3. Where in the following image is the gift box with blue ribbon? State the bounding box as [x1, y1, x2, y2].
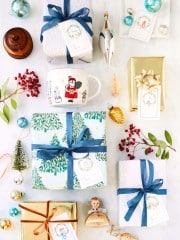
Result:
[117, 159, 168, 226]
[41, 0, 93, 64]
[31, 111, 107, 190]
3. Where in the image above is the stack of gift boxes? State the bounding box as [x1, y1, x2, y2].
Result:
[6, 0, 170, 239]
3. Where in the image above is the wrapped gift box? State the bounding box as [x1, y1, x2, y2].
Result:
[31, 111, 107, 190]
[41, 0, 93, 64]
[19, 201, 78, 240]
[117, 159, 168, 227]
[128, 56, 165, 111]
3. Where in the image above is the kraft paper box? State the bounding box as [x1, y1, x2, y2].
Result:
[31, 111, 107, 190]
[117, 159, 168, 227]
[19, 201, 77, 240]
[128, 56, 165, 111]
[41, 0, 93, 64]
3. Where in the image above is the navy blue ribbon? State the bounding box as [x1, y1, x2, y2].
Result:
[32, 112, 106, 190]
[117, 159, 167, 226]
[40, 1, 93, 63]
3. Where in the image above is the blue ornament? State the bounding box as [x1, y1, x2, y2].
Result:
[144, 0, 162, 13]
[11, 0, 30, 18]
[123, 15, 134, 26]
[17, 117, 28, 128]
[9, 207, 20, 217]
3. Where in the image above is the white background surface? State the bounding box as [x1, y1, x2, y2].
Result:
[0, 0, 180, 239]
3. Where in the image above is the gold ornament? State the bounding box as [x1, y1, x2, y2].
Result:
[10, 189, 24, 200]
[108, 105, 124, 124]
[111, 73, 120, 97]
[0, 218, 12, 230]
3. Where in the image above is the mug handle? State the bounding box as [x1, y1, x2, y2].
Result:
[87, 75, 101, 102]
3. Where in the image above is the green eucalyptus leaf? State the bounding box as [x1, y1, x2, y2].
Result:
[1, 78, 9, 98]
[0, 111, 9, 123]
[3, 104, 10, 122]
[156, 147, 161, 157]
[165, 151, 169, 159]
[161, 149, 166, 159]
[155, 140, 167, 149]
[148, 132, 157, 144]
[164, 130, 172, 145]
[10, 98, 17, 110]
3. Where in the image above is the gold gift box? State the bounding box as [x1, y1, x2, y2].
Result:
[128, 56, 165, 111]
[19, 201, 77, 240]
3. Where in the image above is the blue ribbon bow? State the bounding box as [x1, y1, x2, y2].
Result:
[117, 159, 167, 226]
[40, 0, 93, 63]
[32, 112, 106, 190]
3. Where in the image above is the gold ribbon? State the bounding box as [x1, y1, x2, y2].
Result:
[19, 201, 77, 240]
[135, 69, 160, 89]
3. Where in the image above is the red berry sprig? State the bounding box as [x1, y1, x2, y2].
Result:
[14, 69, 41, 97]
[118, 124, 175, 160]
[0, 69, 41, 123]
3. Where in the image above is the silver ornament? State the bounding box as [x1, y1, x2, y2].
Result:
[13, 172, 24, 184]
[127, 8, 134, 15]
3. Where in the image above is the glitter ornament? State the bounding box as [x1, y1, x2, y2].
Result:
[0, 218, 12, 230]
[11, 0, 30, 18]
[108, 105, 124, 124]
[10, 189, 24, 200]
[17, 117, 28, 128]
[9, 207, 21, 217]
[144, 0, 162, 13]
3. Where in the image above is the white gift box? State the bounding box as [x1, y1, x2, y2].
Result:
[41, 0, 93, 64]
[117, 159, 168, 227]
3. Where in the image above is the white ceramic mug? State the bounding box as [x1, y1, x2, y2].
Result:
[47, 68, 101, 107]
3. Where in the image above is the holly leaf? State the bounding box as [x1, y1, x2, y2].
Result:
[1, 78, 9, 98]
[0, 111, 9, 123]
[164, 130, 172, 145]
[156, 147, 161, 157]
[155, 140, 167, 149]
[148, 132, 157, 144]
[10, 98, 17, 110]
[3, 104, 10, 122]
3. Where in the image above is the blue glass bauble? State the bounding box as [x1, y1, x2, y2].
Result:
[144, 0, 162, 13]
[17, 117, 28, 128]
[11, 0, 30, 18]
[9, 207, 20, 217]
[123, 15, 134, 26]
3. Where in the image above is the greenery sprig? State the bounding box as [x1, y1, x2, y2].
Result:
[119, 124, 176, 160]
[0, 69, 41, 123]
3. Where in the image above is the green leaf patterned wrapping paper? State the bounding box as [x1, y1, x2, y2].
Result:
[31, 111, 107, 190]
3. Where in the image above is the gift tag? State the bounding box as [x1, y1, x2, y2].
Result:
[73, 153, 104, 188]
[59, 19, 92, 57]
[146, 194, 169, 226]
[138, 86, 161, 120]
[129, 11, 157, 42]
[49, 213, 78, 240]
